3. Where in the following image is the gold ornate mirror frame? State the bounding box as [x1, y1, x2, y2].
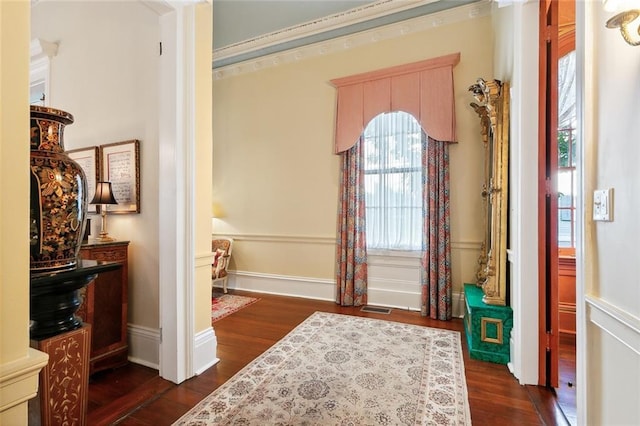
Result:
[469, 78, 509, 306]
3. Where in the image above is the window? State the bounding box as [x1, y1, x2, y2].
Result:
[363, 111, 423, 251]
[557, 126, 576, 248]
[557, 51, 577, 250]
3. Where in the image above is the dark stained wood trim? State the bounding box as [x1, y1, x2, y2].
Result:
[539, 0, 562, 388]
[539, 0, 551, 387]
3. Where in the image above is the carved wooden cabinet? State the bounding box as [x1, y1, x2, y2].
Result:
[78, 240, 129, 374]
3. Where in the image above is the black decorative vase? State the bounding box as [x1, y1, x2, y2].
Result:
[29, 106, 88, 272]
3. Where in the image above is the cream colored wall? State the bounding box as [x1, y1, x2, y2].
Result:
[31, 1, 160, 329]
[0, 1, 48, 423]
[213, 16, 493, 296]
[194, 2, 214, 334]
[1, 0, 30, 365]
[581, 3, 640, 424]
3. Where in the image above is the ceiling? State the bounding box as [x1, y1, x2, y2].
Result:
[212, 0, 483, 69]
[212, 1, 374, 50]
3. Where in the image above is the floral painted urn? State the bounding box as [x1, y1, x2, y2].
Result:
[30, 106, 87, 272]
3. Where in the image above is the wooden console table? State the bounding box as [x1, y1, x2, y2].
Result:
[78, 240, 130, 374]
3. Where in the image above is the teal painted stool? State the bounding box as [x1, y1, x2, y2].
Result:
[463, 283, 513, 364]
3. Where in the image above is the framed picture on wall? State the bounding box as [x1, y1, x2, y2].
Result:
[100, 139, 140, 214]
[68, 146, 100, 214]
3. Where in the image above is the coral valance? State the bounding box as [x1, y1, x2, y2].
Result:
[331, 53, 460, 154]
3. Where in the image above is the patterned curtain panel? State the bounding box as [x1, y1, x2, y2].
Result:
[421, 136, 452, 320]
[335, 138, 368, 306]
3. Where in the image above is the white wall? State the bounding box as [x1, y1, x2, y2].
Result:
[580, 2, 640, 424]
[31, 0, 161, 359]
[491, 2, 539, 385]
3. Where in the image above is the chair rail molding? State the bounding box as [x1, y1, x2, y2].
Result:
[586, 295, 640, 355]
[0, 349, 49, 413]
[195, 251, 215, 267]
[214, 232, 481, 250]
[214, 232, 335, 245]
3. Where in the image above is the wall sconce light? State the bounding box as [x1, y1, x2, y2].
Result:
[90, 181, 118, 242]
[211, 202, 225, 219]
[605, 0, 640, 45]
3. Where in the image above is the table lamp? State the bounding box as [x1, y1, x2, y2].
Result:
[90, 181, 118, 242]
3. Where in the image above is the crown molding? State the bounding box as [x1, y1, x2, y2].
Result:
[140, 0, 174, 16]
[214, 0, 436, 62]
[30, 38, 58, 62]
[213, 0, 491, 80]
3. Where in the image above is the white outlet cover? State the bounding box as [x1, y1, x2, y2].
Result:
[593, 188, 613, 221]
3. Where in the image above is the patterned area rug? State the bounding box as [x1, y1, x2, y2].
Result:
[176, 312, 471, 425]
[211, 294, 258, 322]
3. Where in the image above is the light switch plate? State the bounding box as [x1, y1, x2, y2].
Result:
[593, 188, 613, 221]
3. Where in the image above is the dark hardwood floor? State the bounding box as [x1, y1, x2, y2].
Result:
[556, 333, 577, 425]
[87, 290, 571, 425]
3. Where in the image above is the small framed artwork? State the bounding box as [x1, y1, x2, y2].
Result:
[100, 139, 140, 214]
[68, 146, 100, 214]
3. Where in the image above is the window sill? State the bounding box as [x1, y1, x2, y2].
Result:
[368, 249, 421, 259]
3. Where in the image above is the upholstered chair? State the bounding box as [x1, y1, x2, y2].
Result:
[212, 237, 233, 293]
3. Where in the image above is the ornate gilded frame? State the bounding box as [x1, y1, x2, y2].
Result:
[469, 79, 509, 306]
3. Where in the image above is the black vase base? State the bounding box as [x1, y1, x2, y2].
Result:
[30, 316, 83, 341]
[30, 259, 121, 340]
[30, 260, 78, 274]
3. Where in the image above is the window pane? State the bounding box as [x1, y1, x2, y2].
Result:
[558, 209, 572, 248]
[558, 128, 571, 168]
[558, 50, 577, 249]
[363, 111, 422, 251]
[571, 134, 577, 167]
[557, 168, 575, 248]
[557, 170, 573, 201]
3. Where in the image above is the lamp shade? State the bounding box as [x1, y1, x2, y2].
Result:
[90, 181, 118, 205]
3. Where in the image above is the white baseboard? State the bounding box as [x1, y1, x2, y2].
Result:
[128, 323, 160, 370]
[229, 271, 335, 301]
[194, 327, 219, 375]
[229, 271, 465, 318]
[452, 291, 466, 319]
[127, 324, 219, 375]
